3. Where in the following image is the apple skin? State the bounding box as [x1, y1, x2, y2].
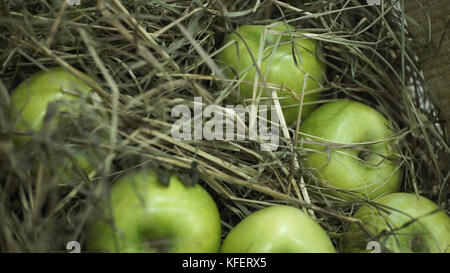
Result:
[10, 67, 93, 146]
[10, 67, 99, 182]
[85, 170, 222, 253]
[216, 24, 325, 125]
[299, 99, 402, 200]
[31, 149, 94, 185]
[344, 192, 450, 253]
[220, 205, 336, 253]
[51, 148, 99, 184]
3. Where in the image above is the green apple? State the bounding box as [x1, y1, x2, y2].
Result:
[85, 170, 222, 253]
[344, 192, 450, 253]
[50, 147, 101, 184]
[9, 67, 100, 182]
[216, 24, 325, 125]
[220, 205, 336, 253]
[10, 67, 93, 146]
[299, 99, 402, 200]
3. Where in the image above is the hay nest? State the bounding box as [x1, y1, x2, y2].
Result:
[0, 0, 447, 252]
